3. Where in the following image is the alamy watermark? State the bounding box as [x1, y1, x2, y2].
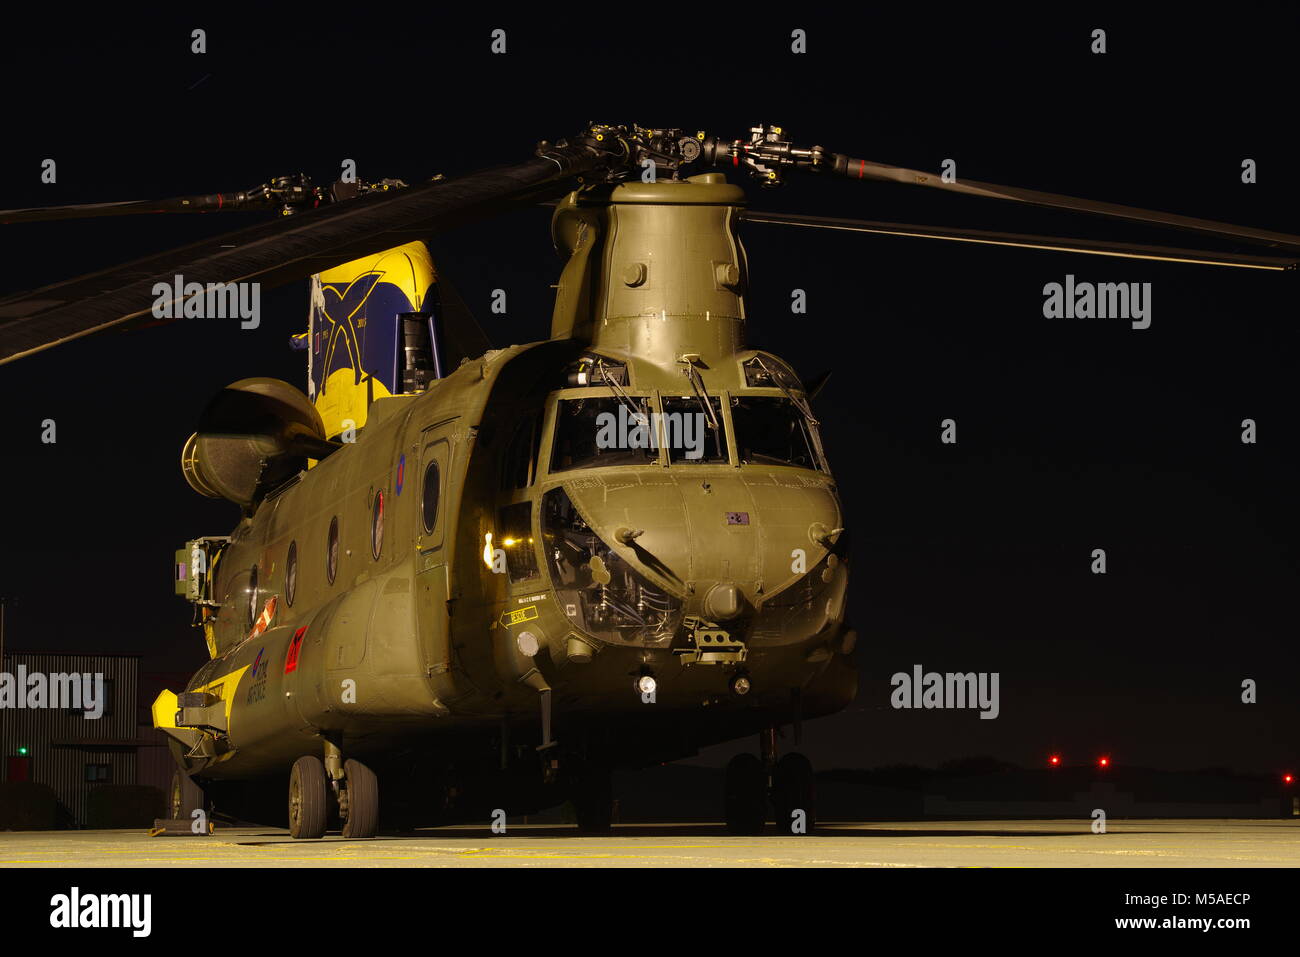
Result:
[890, 664, 1000, 719]
[151, 274, 260, 329]
[1043, 274, 1151, 329]
[50, 887, 150, 937]
[595, 404, 707, 459]
[0, 667, 106, 718]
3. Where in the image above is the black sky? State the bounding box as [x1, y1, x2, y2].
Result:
[0, 9, 1295, 774]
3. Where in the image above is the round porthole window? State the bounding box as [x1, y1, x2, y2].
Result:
[422, 461, 440, 534]
[371, 490, 385, 560]
[326, 516, 339, 584]
[285, 540, 298, 606]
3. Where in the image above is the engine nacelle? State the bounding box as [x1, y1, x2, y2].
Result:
[181, 378, 335, 507]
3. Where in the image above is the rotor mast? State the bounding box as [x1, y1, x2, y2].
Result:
[550, 175, 750, 370]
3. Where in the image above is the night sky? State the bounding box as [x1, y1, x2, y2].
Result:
[0, 10, 1294, 775]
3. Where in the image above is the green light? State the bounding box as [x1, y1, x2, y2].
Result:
[16, 747, 28, 756]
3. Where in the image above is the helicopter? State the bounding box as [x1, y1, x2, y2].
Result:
[1, 123, 1297, 838]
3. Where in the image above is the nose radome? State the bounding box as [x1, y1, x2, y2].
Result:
[704, 582, 743, 621]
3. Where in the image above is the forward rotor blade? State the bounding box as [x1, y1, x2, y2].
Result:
[739, 210, 1300, 271]
[0, 153, 599, 365]
[826, 156, 1300, 252]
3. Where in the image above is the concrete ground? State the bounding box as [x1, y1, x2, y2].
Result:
[1, 819, 1296, 867]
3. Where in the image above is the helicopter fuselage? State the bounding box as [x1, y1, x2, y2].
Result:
[159, 174, 857, 825]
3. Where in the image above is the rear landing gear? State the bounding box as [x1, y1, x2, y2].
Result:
[169, 769, 210, 829]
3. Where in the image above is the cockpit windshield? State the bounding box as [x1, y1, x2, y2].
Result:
[550, 396, 657, 471]
[731, 395, 822, 470]
[660, 396, 727, 464]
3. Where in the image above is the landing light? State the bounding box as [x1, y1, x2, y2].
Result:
[729, 674, 752, 696]
[482, 533, 494, 568]
[636, 675, 657, 696]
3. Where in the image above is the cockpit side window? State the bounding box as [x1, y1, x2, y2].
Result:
[742, 354, 801, 390]
[498, 501, 540, 583]
[550, 396, 657, 471]
[502, 412, 541, 490]
[731, 395, 821, 470]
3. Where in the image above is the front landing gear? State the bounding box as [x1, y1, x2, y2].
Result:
[724, 753, 767, 835]
[288, 749, 379, 839]
[722, 731, 818, 835]
[771, 752, 816, 834]
[339, 758, 379, 839]
[289, 755, 328, 839]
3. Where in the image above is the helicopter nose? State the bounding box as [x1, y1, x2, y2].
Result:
[703, 582, 743, 621]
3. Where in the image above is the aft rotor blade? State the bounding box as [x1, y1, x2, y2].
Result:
[0, 194, 259, 224]
[824, 156, 1300, 253]
[0, 154, 597, 365]
[740, 210, 1300, 271]
[433, 271, 494, 367]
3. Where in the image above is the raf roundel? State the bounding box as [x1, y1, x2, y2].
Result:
[395, 454, 405, 496]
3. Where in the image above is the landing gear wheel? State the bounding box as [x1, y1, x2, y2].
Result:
[724, 753, 767, 835]
[772, 752, 816, 834]
[289, 755, 328, 839]
[572, 766, 614, 833]
[341, 759, 379, 839]
[169, 769, 208, 825]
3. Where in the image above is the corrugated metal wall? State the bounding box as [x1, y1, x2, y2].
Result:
[0, 653, 141, 827]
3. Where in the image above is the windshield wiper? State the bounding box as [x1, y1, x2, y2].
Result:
[595, 358, 645, 422]
[678, 356, 721, 432]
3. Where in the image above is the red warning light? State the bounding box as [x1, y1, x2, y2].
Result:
[1098, 756, 1110, 768]
[1284, 774, 1294, 786]
[1049, 755, 1061, 767]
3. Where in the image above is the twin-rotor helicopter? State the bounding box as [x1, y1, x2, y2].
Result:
[1, 123, 1296, 837]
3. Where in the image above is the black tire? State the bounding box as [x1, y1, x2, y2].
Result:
[169, 769, 207, 825]
[572, 765, 614, 833]
[724, 753, 767, 835]
[341, 758, 379, 839]
[289, 755, 328, 839]
[772, 752, 816, 834]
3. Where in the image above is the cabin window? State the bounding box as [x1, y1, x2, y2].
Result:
[371, 490, 385, 560]
[326, 516, 339, 584]
[731, 396, 820, 470]
[422, 462, 440, 533]
[285, 541, 298, 606]
[551, 397, 656, 471]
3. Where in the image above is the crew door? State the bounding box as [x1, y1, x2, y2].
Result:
[416, 419, 456, 685]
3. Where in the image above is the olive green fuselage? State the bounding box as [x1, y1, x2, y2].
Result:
[179, 176, 856, 822]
